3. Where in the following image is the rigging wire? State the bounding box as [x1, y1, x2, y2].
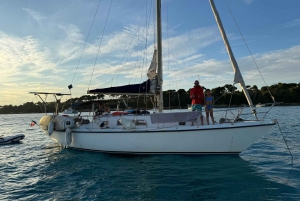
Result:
[224, 1, 294, 163]
[131, 4, 153, 86]
[88, 0, 113, 90]
[276, 121, 294, 164]
[165, 44, 183, 110]
[228, 83, 236, 108]
[136, 0, 152, 111]
[114, 1, 151, 86]
[129, 37, 143, 84]
[162, 0, 182, 109]
[162, 0, 171, 110]
[100, 0, 150, 88]
[34, 95, 44, 113]
[141, 0, 154, 84]
[213, 89, 228, 104]
[132, 38, 144, 85]
[153, 0, 156, 49]
[71, 0, 102, 86]
[224, 0, 275, 102]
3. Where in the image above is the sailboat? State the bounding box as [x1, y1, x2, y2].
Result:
[31, 0, 275, 154]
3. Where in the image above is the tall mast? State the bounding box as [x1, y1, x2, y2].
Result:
[156, 0, 163, 112]
[210, 0, 256, 113]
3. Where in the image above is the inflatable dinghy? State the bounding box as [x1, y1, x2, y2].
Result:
[0, 134, 25, 145]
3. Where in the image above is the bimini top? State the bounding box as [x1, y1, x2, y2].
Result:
[87, 79, 155, 95]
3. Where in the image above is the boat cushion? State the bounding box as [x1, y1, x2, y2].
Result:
[150, 111, 201, 124]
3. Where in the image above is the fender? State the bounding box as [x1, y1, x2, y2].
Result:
[48, 121, 54, 136]
[65, 127, 72, 146]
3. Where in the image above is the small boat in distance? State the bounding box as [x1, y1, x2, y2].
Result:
[62, 107, 78, 114]
[0, 134, 25, 145]
[256, 103, 267, 107]
[256, 102, 283, 107]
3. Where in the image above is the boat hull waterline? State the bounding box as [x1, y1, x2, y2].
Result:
[44, 122, 274, 154]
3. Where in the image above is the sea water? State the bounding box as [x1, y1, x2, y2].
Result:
[0, 106, 300, 201]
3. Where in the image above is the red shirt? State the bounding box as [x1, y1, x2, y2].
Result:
[190, 85, 204, 104]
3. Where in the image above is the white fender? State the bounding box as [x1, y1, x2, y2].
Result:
[65, 127, 72, 146]
[48, 121, 54, 136]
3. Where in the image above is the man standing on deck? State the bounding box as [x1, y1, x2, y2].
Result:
[190, 80, 204, 125]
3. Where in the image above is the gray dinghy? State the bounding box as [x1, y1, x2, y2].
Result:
[0, 134, 25, 145]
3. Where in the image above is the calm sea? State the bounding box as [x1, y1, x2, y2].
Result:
[1, 106, 300, 201]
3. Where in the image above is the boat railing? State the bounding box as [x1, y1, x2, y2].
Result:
[213, 105, 273, 122]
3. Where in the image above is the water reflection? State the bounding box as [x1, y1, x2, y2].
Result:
[34, 148, 299, 201]
[1, 108, 300, 200]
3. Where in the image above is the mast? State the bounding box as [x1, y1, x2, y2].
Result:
[156, 0, 163, 112]
[209, 0, 256, 113]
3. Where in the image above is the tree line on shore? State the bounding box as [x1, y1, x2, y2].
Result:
[0, 82, 299, 114]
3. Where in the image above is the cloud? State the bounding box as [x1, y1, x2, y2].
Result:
[0, 27, 84, 105]
[0, 33, 55, 81]
[55, 24, 85, 65]
[163, 27, 220, 62]
[23, 8, 47, 22]
[285, 18, 300, 28]
[164, 45, 300, 91]
[242, 45, 300, 84]
[85, 26, 219, 75]
[22, 7, 88, 66]
[74, 25, 300, 94]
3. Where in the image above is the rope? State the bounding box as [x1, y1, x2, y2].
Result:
[229, 83, 236, 108]
[61, 97, 68, 111]
[225, 83, 238, 118]
[224, 0, 275, 103]
[213, 90, 227, 104]
[88, 0, 113, 90]
[276, 121, 294, 164]
[70, 0, 102, 87]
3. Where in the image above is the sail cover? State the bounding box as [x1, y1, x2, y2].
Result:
[88, 50, 158, 95]
[233, 68, 244, 84]
[87, 79, 156, 95]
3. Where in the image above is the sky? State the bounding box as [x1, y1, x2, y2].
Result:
[0, 0, 300, 106]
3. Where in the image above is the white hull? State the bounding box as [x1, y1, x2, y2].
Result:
[45, 120, 274, 154]
[31, 0, 277, 155]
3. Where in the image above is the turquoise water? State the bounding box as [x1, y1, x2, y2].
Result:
[1, 107, 300, 200]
